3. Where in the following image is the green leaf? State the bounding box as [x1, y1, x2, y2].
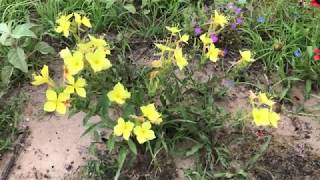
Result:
[12, 23, 36, 39]
[35, 41, 55, 55]
[81, 121, 103, 137]
[127, 139, 137, 155]
[0, 23, 12, 46]
[0, 23, 10, 34]
[186, 143, 203, 156]
[107, 134, 115, 152]
[124, 4, 136, 14]
[305, 80, 312, 99]
[104, 0, 116, 9]
[8, 47, 28, 73]
[1, 66, 13, 85]
[307, 46, 313, 58]
[115, 148, 128, 180]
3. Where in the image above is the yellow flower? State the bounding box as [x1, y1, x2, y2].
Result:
[85, 48, 112, 72]
[206, 44, 220, 62]
[213, 11, 228, 28]
[77, 36, 110, 55]
[174, 47, 188, 70]
[74, 13, 92, 28]
[55, 14, 73, 37]
[64, 76, 87, 97]
[113, 118, 134, 140]
[63, 50, 84, 75]
[258, 93, 275, 107]
[200, 34, 212, 46]
[151, 60, 163, 68]
[239, 50, 254, 62]
[133, 122, 156, 144]
[165, 26, 182, 35]
[155, 43, 173, 52]
[140, 104, 162, 125]
[31, 65, 55, 86]
[44, 89, 69, 114]
[252, 108, 280, 128]
[60, 47, 72, 59]
[269, 111, 280, 128]
[180, 34, 189, 43]
[107, 82, 131, 105]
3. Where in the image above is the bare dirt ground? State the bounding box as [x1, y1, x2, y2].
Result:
[0, 60, 96, 180]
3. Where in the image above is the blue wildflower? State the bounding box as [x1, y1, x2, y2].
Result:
[294, 48, 302, 57]
[257, 16, 265, 23]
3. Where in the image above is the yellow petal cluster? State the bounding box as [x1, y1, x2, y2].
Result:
[44, 89, 70, 114]
[107, 82, 131, 105]
[140, 104, 162, 125]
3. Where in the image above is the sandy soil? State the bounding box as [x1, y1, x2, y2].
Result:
[4, 60, 97, 180]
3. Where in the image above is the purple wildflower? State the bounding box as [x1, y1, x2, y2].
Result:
[236, 17, 243, 25]
[210, 33, 218, 43]
[227, 3, 235, 9]
[194, 26, 202, 36]
[231, 23, 237, 29]
[223, 48, 228, 56]
[234, 7, 242, 15]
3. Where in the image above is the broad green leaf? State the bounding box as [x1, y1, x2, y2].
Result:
[12, 23, 36, 39]
[127, 139, 137, 155]
[35, 41, 55, 55]
[124, 4, 136, 14]
[1, 66, 13, 85]
[0, 23, 10, 34]
[8, 47, 28, 73]
[0, 23, 12, 46]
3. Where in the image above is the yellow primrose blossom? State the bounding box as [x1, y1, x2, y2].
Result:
[63, 66, 73, 80]
[213, 11, 228, 28]
[258, 93, 275, 107]
[107, 82, 131, 105]
[64, 76, 87, 97]
[174, 47, 188, 70]
[206, 44, 220, 62]
[165, 26, 182, 35]
[60, 47, 72, 59]
[55, 14, 73, 37]
[151, 60, 163, 68]
[63, 50, 84, 75]
[44, 89, 69, 114]
[239, 50, 254, 63]
[180, 34, 189, 43]
[140, 104, 162, 125]
[155, 43, 173, 52]
[113, 118, 134, 140]
[31, 65, 55, 86]
[89, 35, 111, 54]
[133, 122, 156, 144]
[85, 48, 112, 72]
[200, 34, 212, 46]
[74, 13, 92, 28]
[252, 108, 280, 128]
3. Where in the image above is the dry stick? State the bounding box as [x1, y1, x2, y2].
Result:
[0, 127, 29, 180]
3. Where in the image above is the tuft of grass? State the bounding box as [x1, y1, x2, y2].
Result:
[241, 0, 320, 96]
[0, 94, 27, 155]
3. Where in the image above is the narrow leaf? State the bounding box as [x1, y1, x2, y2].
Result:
[127, 139, 137, 155]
